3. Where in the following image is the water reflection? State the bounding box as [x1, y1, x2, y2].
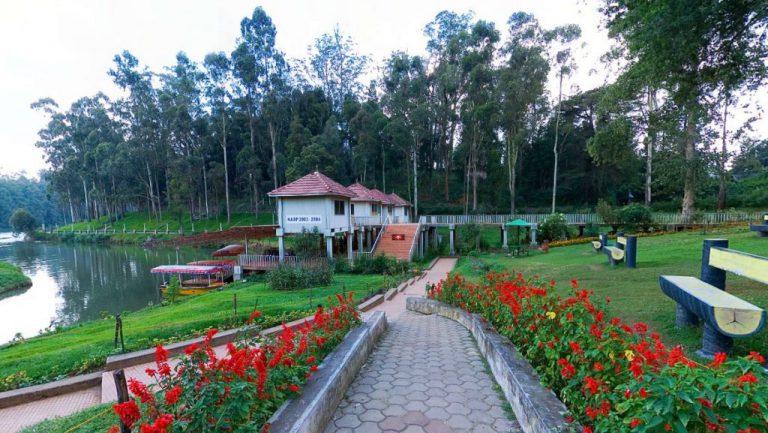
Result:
[0, 233, 211, 344]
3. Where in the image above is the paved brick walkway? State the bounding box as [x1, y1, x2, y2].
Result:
[0, 387, 101, 433]
[325, 259, 522, 433]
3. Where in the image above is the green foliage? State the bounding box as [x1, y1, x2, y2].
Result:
[0, 175, 63, 230]
[266, 264, 333, 291]
[0, 261, 32, 292]
[538, 213, 568, 242]
[9, 208, 38, 236]
[351, 254, 409, 275]
[164, 275, 181, 304]
[291, 227, 323, 257]
[617, 203, 653, 231]
[457, 222, 483, 253]
[596, 199, 618, 226]
[19, 403, 117, 433]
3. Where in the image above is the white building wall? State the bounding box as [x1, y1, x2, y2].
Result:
[278, 196, 351, 234]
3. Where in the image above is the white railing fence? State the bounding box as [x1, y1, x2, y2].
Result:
[419, 212, 765, 226]
[408, 221, 422, 261]
[238, 255, 329, 269]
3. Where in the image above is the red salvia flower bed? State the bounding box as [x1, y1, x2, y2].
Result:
[428, 272, 768, 433]
[109, 292, 360, 432]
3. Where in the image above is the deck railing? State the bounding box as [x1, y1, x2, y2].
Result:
[419, 212, 764, 226]
[408, 220, 422, 261]
[352, 216, 384, 226]
[238, 255, 329, 269]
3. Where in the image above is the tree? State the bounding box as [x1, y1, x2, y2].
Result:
[546, 24, 582, 212]
[498, 12, 550, 214]
[203, 52, 234, 223]
[603, 0, 768, 220]
[306, 27, 369, 113]
[9, 208, 38, 236]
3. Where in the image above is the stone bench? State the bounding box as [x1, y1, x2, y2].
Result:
[591, 234, 609, 252]
[749, 214, 768, 237]
[659, 239, 767, 357]
[602, 234, 637, 268]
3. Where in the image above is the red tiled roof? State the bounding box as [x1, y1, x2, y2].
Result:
[369, 188, 396, 205]
[388, 193, 411, 206]
[268, 171, 355, 198]
[347, 183, 381, 202]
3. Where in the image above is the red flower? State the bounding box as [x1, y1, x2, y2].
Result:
[128, 378, 154, 404]
[570, 279, 578, 288]
[698, 398, 713, 408]
[113, 400, 141, 428]
[593, 362, 604, 372]
[164, 385, 183, 405]
[708, 352, 727, 368]
[629, 418, 642, 428]
[247, 310, 263, 324]
[184, 343, 199, 355]
[738, 373, 758, 384]
[746, 351, 765, 364]
[108, 427, 120, 433]
[583, 427, 593, 433]
[205, 328, 219, 342]
[289, 384, 300, 392]
[638, 388, 648, 398]
[569, 342, 583, 356]
[155, 345, 169, 364]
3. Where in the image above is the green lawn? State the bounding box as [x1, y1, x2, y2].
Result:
[0, 273, 390, 390]
[453, 227, 768, 358]
[19, 403, 118, 433]
[0, 261, 32, 293]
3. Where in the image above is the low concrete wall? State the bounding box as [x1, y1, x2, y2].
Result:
[384, 287, 398, 300]
[268, 311, 387, 433]
[357, 294, 384, 312]
[0, 372, 102, 409]
[407, 297, 571, 433]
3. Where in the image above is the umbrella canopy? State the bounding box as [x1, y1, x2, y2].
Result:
[151, 265, 228, 275]
[505, 219, 531, 227]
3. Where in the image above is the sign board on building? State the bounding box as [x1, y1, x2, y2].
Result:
[286, 215, 322, 224]
[392, 234, 405, 240]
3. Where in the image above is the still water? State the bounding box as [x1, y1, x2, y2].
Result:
[0, 233, 211, 344]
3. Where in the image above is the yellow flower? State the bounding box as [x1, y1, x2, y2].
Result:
[546, 311, 557, 320]
[608, 352, 615, 360]
[624, 350, 635, 361]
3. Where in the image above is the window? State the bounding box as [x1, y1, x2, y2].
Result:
[404, 207, 409, 216]
[334, 200, 345, 215]
[371, 203, 380, 215]
[351, 204, 355, 215]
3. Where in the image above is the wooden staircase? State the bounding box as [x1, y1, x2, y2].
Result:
[373, 224, 419, 261]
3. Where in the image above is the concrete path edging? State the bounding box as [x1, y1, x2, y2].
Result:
[0, 372, 102, 410]
[406, 297, 572, 433]
[357, 294, 384, 312]
[267, 311, 387, 433]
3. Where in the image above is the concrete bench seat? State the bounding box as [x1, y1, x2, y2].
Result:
[749, 224, 768, 237]
[659, 239, 768, 357]
[601, 235, 637, 268]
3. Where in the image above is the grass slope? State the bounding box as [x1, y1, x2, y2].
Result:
[18, 403, 117, 433]
[454, 227, 768, 357]
[0, 261, 32, 293]
[0, 274, 388, 390]
[56, 212, 275, 233]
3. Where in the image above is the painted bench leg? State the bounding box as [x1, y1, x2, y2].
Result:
[759, 231, 768, 238]
[697, 323, 733, 358]
[675, 304, 699, 328]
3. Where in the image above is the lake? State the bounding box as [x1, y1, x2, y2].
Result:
[0, 233, 211, 344]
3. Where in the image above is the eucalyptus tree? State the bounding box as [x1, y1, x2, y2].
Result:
[203, 52, 234, 223]
[306, 26, 369, 114]
[109, 51, 166, 219]
[459, 20, 500, 212]
[423, 11, 474, 200]
[382, 52, 430, 218]
[545, 24, 582, 212]
[603, 0, 768, 220]
[497, 12, 550, 214]
[232, 7, 289, 195]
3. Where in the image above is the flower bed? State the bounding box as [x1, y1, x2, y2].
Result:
[109, 293, 360, 433]
[428, 272, 768, 433]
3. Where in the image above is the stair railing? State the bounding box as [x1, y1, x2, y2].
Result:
[369, 216, 389, 254]
[408, 220, 422, 261]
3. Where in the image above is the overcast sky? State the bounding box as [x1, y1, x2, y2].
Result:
[0, 0, 760, 178]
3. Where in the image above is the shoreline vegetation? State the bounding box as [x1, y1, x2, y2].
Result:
[0, 273, 396, 392]
[0, 261, 32, 294]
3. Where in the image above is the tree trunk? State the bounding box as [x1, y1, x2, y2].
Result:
[508, 137, 518, 215]
[82, 178, 90, 220]
[146, 162, 155, 218]
[645, 88, 656, 206]
[681, 109, 697, 223]
[471, 126, 478, 212]
[717, 97, 728, 210]
[413, 139, 418, 220]
[269, 122, 279, 189]
[202, 163, 210, 219]
[551, 72, 564, 213]
[222, 116, 231, 223]
[67, 187, 75, 224]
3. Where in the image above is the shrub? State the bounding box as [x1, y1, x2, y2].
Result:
[538, 213, 569, 242]
[110, 295, 360, 432]
[266, 264, 333, 290]
[351, 254, 409, 275]
[458, 222, 482, 253]
[596, 199, 618, 226]
[428, 273, 768, 432]
[617, 203, 653, 231]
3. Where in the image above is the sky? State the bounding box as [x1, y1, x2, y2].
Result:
[0, 0, 761, 178]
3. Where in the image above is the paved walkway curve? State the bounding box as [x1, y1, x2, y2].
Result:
[325, 258, 522, 433]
